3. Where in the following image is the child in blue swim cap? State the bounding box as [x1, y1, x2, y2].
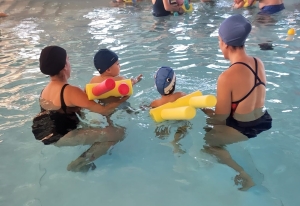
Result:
[150, 66, 186, 108]
[150, 66, 191, 154]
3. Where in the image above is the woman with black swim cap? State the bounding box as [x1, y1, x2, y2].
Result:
[32, 46, 129, 172]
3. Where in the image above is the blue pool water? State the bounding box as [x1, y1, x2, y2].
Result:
[0, 0, 300, 205]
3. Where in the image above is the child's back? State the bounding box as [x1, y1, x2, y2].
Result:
[150, 66, 186, 108]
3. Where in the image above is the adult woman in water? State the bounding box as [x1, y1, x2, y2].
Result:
[32, 46, 129, 172]
[152, 0, 184, 17]
[202, 14, 272, 190]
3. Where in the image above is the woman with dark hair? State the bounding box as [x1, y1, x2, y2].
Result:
[32, 46, 129, 172]
[234, 0, 284, 15]
[152, 0, 184, 17]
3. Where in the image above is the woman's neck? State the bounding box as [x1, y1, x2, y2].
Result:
[50, 76, 68, 84]
[228, 49, 248, 64]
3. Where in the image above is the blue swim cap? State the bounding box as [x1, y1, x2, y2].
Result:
[219, 14, 252, 46]
[155, 66, 176, 95]
[94, 49, 118, 74]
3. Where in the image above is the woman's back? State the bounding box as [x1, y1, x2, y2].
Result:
[227, 56, 267, 118]
[40, 82, 81, 114]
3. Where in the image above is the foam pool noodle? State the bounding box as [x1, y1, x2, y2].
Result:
[149, 91, 202, 123]
[118, 83, 130, 95]
[161, 106, 196, 120]
[189, 95, 217, 108]
[244, 0, 256, 7]
[150, 91, 218, 122]
[86, 79, 133, 100]
[91, 78, 115, 96]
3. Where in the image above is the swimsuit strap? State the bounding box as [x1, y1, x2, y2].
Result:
[230, 57, 266, 104]
[253, 57, 265, 87]
[60, 84, 69, 113]
[39, 89, 45, 112]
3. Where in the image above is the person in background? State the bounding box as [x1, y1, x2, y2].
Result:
[0, 12, 7, 17]
[234, 0, 284, 15]
[152, 0, 184, 17]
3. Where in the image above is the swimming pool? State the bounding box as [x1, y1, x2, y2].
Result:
[0, 0, 300, 205]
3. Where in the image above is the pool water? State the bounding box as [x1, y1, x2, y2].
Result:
[0, 0, 300, 205]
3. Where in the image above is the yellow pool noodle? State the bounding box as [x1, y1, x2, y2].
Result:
[86, 79, 133, 100]
[149, 91, 202, 122]
[161, 106, 196, 121]
[244, 0, 256, 7]
[189, 95, 217, 108]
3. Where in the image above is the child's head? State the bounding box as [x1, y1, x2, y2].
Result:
[94, 49, 120, 76]
[155, 66, 176, 95]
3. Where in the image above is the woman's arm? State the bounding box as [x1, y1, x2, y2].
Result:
[214, 73, 232, 115]
[163, 0, 183, 12]
[66, 86, 129, 116]
[201, 72, 231, 118]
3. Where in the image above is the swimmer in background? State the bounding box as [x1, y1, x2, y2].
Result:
[152, 0, 185, 17]
[0, 13, 7, 17]
[233, 0, 284, 15]
[89, 48, 143, 106]
[150, 66, 191, 154]
[110, 0, 142, 7]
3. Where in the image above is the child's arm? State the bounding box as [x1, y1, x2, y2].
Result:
[131, 74, 143, 85]
[150, 100, 159, 108]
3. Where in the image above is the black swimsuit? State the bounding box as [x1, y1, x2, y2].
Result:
[32, 84, 81, 145]
[152, 0, 171, 17]
[226, 58, 272, 138]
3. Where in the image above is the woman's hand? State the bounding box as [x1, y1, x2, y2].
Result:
[178, 6, 184, 14]
[101, 95, 130, 116]
[201, 108, 215, 116]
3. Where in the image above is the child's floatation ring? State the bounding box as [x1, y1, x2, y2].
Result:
[86, 78, 133, 100]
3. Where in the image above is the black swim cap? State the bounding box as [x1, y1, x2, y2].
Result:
[94, 49, 118, 74]
[39, 46, 67, 76]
